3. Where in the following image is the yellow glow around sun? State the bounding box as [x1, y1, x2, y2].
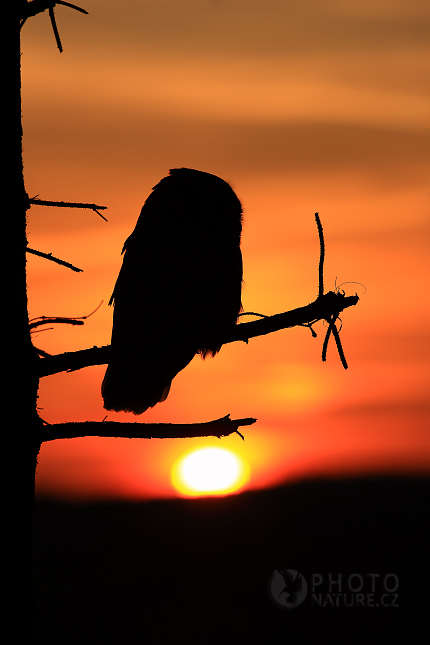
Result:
[172, 447, 250, 497]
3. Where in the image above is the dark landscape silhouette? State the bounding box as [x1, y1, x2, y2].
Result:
[34, 475, 429, 644]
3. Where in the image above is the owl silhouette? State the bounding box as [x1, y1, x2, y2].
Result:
[102, 168, 243, 414]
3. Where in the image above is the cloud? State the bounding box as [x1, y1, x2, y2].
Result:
[327, 399, 430, 421]
[25, 114, 427, 188]
[51, 0, 430, 59]
[23, 0, 429, 101]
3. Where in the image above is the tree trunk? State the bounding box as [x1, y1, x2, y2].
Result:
[6, 6, 43, 637]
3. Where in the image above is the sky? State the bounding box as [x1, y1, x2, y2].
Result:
[21, 0, 429, 500]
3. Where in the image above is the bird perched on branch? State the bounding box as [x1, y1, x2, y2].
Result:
[102, 168, 243, 414]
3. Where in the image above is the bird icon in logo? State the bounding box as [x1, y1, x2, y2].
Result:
[267, 569, 308, 609]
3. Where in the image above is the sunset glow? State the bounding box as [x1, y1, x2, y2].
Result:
[172, 447, 250, 497]
[22, 0, 429, 501]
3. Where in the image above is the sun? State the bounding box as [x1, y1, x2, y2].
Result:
[172, 447, 250, 497]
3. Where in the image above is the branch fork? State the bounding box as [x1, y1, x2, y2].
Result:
[20, 2, 89, 52]
[26, 197, 108, 272]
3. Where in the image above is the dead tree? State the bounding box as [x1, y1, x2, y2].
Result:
[13, 1, 359, 637]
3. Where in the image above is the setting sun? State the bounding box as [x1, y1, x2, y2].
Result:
[172, 447, 250, 497]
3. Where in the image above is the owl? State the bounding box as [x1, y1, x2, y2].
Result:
[102, 168, 243, 414]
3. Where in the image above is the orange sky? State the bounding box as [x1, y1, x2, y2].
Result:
[21, 0, 429, 500]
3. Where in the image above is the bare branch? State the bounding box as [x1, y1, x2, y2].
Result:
[40, 415, 257, 442]
[37, 291, 359, 378]
[56, 1, 88, 14]
[225, 291, 358, 345]
[33, 214, 358, 377]
[29, 198, 108, 222]
[39, 344, 110, 377]
[29, 302, 103, 330]
[26, 247, 83, 272]
[20, 1, 88, 24]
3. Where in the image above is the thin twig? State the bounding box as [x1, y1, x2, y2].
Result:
[20, 1, 88, 29]
[40, 415, 257, 442]
[238, 311, 268, 318]
[26, 247, 83, 273]
[300, 322, 318, 338]
[29, 198, 108, 222]
[30, 318, 83, 330]
[315, 212, 325, 298]
[48, 6, 63, 52]
[29, 301, 103, 330]
[330, 321, 348, 369]
[321, 317, 348, 369]
[321, 320, 333, 363]
[314, 213, 350, 368]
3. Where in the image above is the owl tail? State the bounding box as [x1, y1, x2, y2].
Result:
[101, 362, 171, 415]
